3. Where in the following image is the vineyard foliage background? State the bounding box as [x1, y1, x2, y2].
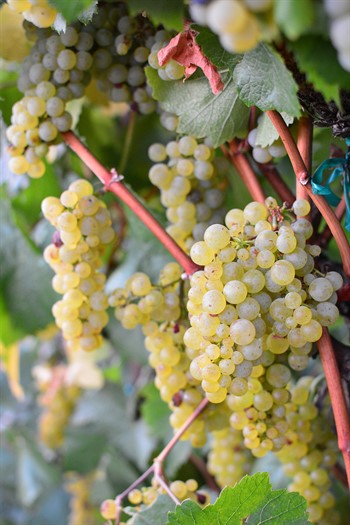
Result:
[0, 1, 350, 524]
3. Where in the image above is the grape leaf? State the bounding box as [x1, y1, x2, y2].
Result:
[167, 473, 310, 525]
[192, 25, 242, 72]
[274, 0, 314, 40]
[141, 383, 171, 439]
[125, 494, 176, 525]
[255, 112, 294, 148]
[246, 489, 311, 525]
[17, 435, 59, 506]
[0, 292, 25, 346]
[0, 199, 57, 336]
[289, 36, 350, 103]
[11, 162, 61, 225]
[167, 472, 271, 525]
[49, 0, 95, 23]
[233, 43, 301, 118]
[146, 67, 249, 147]
[127, 0, 184, 32]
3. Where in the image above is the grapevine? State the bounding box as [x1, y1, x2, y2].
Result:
[1, 2, 349, 525]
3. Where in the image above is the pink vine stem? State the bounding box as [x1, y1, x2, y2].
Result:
[113, 398, 209, 524]
[317, 329, 350, 487]
[266, 110, 350, 277]
[222, 139, 266, 203]
[62, 131, 200, 276]
[296, 116, 312, 219]
[258, 164, 295, 204]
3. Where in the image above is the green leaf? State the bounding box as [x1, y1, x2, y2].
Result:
[0, 292, 26, 346]
[48, 0, 95, 23]
[146, 67, 249, 148]
[125, 494, 176, 525]
[63, 428, 108, 474]
[0, 199, 57, 336]
[167, 473, 311, 525]
[127, 0, 184, 32]
[246, 489, 311, 525]
[168, 473, 271, 525]
[16, 436, 59, 507]
[274, 0, 314, 40]
[255, 112, 294, 148]
[192, 25, 242, 71]
[289, 36, 350, 103]
[141, 383, 171, 439]
[11, 162, 61, 225]
[233, 43, 301, 118]
[0, 70, 21, 126]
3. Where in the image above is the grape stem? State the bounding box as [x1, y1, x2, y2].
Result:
[112, 398, 209, 524]
[257, 164, 295, 204]
[317, 329, 350, 487]
[296, 116, 312, 219]
[266, 110, 350, 277]
[221, 140, 266, 203]
[62, 131, 200, 276]
[189, 454, 220, 492]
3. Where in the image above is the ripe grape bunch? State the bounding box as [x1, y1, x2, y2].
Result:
[185, 197, 342, 457]
[148, 135, 227, 250]
[110, 264, 192, 400]
[42, 179, 115, 353]
[6, 1, 159, 179]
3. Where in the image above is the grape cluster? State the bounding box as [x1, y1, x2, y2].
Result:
[277, 377, 339, 524]
[247, 126, 287, 164]
[65, 473, 97, 525]
[110, 263, 217, 446]
[39, 380, 80, 449]
[208, 426, 252, 487]
[7, 2, 159, 178]
[184, 198, 342, 457]
[148, 136, 227, 251]
[110, 264, 190, 395]
[101, 477, 209, 521]
[324, 0, 350, 72]
[90, 3, 157, 114]
[7, 0, 57, 28]
[190, 0, 273, 53]
[42, 179, 115, 352]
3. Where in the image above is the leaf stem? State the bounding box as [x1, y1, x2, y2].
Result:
[223, 140, 266, 203]
[189, 454, 220, 493]
[296, 116, 312, 218]
[266, 110, 350, 277]
[62, 131, 200, 276]
[118, 111, 136, 174]
[317, 329, 350, 487]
